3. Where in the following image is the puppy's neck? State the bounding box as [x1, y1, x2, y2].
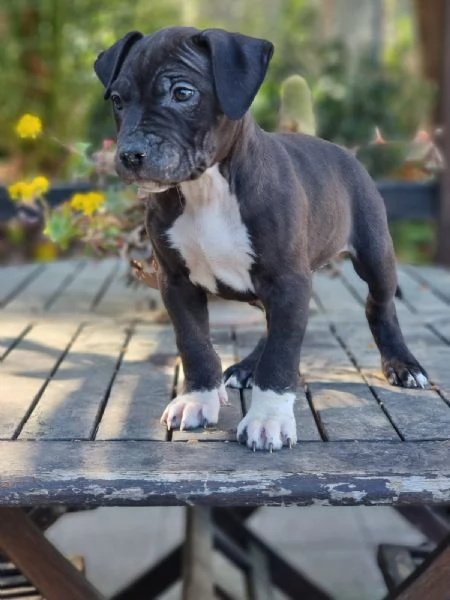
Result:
[215, 113, 259, 163]
[180, 164, 228, 207]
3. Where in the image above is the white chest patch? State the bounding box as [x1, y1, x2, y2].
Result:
[166, 165, 255, 294]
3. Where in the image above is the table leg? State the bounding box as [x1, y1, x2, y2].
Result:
[387, 532, 450, 600]
[182, 507, 214, 600]
[0, 507, 104, 600]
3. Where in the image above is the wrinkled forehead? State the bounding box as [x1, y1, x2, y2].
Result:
[122, 26, 209, 84]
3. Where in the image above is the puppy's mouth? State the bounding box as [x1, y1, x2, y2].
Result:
[126, 166, 209, 196]
[135, 180, 172, 196]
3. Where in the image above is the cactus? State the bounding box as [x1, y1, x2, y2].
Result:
[278, 75, 316, 136]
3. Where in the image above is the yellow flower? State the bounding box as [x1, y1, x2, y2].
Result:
[8, 181, 25, 201]
[70, 191, 105, 216]
[69, 193, 86, 212]
[8, 175, 49, 203]
[8, 180, 34, 203]
[15, 114, 43, 139]
[33, 240, 58, 262]
[30, 175, 49, 196]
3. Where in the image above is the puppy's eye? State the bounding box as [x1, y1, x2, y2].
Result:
[172, 86, 195, 102]
[111, 94, 123, 110]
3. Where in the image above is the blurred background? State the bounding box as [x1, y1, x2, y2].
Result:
[0, 0, 449, 266]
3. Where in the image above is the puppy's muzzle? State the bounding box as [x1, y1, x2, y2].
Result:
[116, 134, 183, 183]
[119, 148, 146, 170]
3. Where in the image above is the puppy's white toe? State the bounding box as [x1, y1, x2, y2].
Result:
[224, 374, 242, 389]
[160, 384, 228, 430]
[237, 387, 297, 451]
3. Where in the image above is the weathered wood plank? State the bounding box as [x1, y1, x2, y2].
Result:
[95, 325, 177, 440]
[235, 328, 322, 442]
[19, 323, 129, 440]
[313, 269, 362, 314]
[182, 507, 214, 600]
[93, 260, 162, 316]
[1, 440, 450, 506]
[332, 260, 368, 305]
[332, 321, 450, 440]
[2, 260, 84, 314]
[393, 533, 450, 600]
[174, 330, 243, 442]
[48, 258, 118, 314]
[405, 265, 450, 303]
[397, 266, 449, 314]
[0, 322, 81, 439]
[302, 325, 399, 441]
[0, 263, 44, 308]
[336, 261, 412, 318]
[0, 319, 32, 361]
[246, 544, 273, 600]
[411, 266, 450, 297]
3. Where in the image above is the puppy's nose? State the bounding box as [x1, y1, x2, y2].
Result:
[119, 150, 145, 169]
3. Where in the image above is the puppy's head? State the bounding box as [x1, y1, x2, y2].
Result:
[94, 27, 273, 191]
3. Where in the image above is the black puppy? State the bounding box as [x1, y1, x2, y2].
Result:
[94, 27, 428, 451]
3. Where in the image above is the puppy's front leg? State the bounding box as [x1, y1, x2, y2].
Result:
[237, 273, 311, 451]
[159, 271, 227, 430]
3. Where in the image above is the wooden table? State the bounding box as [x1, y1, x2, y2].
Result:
[0, 258, 450, 599]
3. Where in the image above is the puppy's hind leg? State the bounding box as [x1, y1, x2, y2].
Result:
[223, 336, 265, 389]
[350, 241, 428, 389]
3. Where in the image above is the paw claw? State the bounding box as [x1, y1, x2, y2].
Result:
[383, 359, 429, 390]
[223, 362, 255, 390]
[160, 385, 226, 430]
[237, 387, 297, 452]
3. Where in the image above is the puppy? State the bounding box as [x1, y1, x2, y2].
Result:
[94, 27, 428, 451]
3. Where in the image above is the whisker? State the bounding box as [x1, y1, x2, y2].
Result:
[176, 186, 183, 210]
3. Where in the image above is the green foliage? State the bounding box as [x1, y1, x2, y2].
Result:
[43, 203, 78, 250]
[1, 0, 435, 187]
[356, 142, 410, 180]
[0, 0, 180, 169]
[389, 221, 435, 264]
[312, 45, 435, 147]
[64, 142, 93, 180]
[250, 1, 322, 131]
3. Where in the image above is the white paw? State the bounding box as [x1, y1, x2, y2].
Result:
[237, 386, 297, 451]
[160, 384, 228, 430]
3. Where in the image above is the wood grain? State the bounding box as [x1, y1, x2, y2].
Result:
[0, 322, 81, 439]
[48, 258, 118, 314]
[0, 263, 43, 308]
[19, 322, 129, 440]
[1, 440, 450, 506]
[182, 507, 214, 600]
[303, 324, 398, 441]
[393, 533, 450, 600]
[95, 325, 177, 440]
[3, 260, 84, 314]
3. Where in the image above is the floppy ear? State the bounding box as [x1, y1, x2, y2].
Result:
[194, 29, 274, 120]
[94, 31, 143, 99]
